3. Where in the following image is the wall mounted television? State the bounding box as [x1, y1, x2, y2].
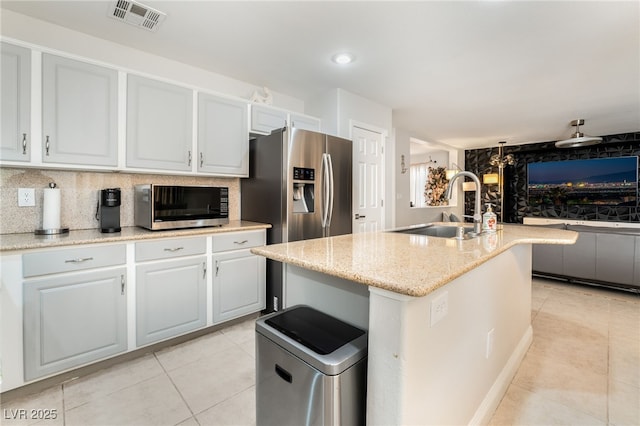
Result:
[527, 156, 639, 206]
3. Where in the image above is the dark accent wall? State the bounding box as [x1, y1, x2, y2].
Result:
[464, 132, 640, 224]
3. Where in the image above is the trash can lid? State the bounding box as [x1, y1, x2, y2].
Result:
[265, 306, 365, 355]
[256, 305, 368, 375]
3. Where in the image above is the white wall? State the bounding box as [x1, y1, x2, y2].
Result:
[307, 88, 395, 227]
[336, 89, 392, 139]
[394, 128, 464, 227]
[1, 10, 304, 111]
[306, 88, 393, 139]
[305, 89, 339, 136]
[367, 245, 533, 424]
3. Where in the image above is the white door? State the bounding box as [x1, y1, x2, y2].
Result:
[352, 125, 384, 233]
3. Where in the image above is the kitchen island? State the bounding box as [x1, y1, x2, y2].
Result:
[251, 223, 577, 425]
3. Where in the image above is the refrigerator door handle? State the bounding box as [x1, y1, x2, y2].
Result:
[321, 153, 330, 228]
[326, 153, 335, 228]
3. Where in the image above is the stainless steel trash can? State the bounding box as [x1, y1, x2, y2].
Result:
[255, 305, 368, 426]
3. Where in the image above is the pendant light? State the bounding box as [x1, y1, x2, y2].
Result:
[555, 119, 602, 148]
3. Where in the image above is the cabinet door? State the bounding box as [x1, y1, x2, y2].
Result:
[532, 244, 563, 275]
[290, 113, 321, 132]
[250, 104, 287, 134]
[198, 93, 248, 176]
[596, 233, 635, 285]
[1, 42, 31, 162]
[563, 231, 596, 280]
[635, 237, 640, 288]
[127, 75, 193, 171]
[136, 257, 206, 346]
[23, 267, 127, 381]
[213, 249, 266, 323]
[42, 54, 118, 166]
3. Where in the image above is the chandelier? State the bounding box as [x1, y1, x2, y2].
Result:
[490, 141, 515, 170]
[483, 141, 515, 222]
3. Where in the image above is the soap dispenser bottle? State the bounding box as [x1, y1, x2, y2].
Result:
[482, 203, 497, 232]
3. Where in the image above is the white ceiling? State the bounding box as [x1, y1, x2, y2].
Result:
[2, 0, 639, 149]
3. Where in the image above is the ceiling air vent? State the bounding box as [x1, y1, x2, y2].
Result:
[108, 0, 166, 32]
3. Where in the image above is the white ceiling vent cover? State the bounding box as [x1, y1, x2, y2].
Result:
[108, 0, 166, 32]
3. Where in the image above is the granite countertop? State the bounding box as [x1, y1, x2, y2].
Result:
[251, 223, 578, 297]
[0, 220, 271, 252]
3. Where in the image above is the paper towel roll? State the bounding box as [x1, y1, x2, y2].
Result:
[43, 187, 61, 230]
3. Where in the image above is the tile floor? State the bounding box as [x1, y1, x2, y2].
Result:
[1, 277, 638, 426]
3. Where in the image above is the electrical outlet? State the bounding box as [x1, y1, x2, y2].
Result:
[430, 291, 448, 326]
[486, 328, 495, 359]
[18, 188, 35, 207]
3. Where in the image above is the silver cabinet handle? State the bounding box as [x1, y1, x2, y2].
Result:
[188, 150, 192, 166]
[121, 275, 125, 295]
[200, 152, 204, 167]
[163, 247, 184, 252]
[215, 260, 219, 277]
[65, 257, 94, 263]
[233, 240, 248, 245]
[203, 262, 207, 279]
[22, 133, 27, 155]
[45, 135, 50, 156]
[355, 214, 366, 219]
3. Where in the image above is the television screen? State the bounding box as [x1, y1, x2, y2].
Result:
[528, 156, 638, 206]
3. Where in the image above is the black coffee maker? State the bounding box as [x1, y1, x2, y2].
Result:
[98, 188, 121, 233]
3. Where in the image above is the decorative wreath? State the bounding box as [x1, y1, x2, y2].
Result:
[424, 166, 449, 206]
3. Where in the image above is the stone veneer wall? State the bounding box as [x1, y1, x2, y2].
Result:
[0, 168, 240, 234]
[464, 132, 640, 224]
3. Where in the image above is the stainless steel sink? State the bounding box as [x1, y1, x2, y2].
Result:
[388, 224, 476, 239]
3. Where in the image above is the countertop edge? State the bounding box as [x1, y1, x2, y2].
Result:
[0, 221, 272, 252]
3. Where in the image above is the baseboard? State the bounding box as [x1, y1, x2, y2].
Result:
[468, 325, 533, 425]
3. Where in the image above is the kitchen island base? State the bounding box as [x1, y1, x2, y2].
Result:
[284, 244, 533, 425]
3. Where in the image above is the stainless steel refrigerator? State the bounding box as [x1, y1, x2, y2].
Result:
[241, 127, 352, 312]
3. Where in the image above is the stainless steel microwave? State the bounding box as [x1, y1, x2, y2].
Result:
[134, 184, 229, 230]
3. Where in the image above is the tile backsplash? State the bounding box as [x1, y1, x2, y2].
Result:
[0, 168, 240, 234]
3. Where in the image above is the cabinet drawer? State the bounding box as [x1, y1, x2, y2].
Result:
[212, 230, 266, 252]
[136, 237, 206, 262]
[23, 245, 125, 278]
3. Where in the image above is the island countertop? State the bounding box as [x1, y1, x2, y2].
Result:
[250, 223, 577, 297]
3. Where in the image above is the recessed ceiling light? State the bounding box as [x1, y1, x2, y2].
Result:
[331, 53, 355, 65]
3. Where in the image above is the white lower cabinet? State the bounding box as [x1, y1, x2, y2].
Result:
[135, 237, 207, 346]
[212, 230, 266, 323]
[22, 245, 127, 381]
[5, 229, 266, 391]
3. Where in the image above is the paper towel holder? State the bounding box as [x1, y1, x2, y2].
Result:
[35, 182, 69, 236]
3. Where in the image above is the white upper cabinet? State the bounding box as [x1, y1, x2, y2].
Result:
[126, 74, 193, 171]
[198, 93, 248, 176]
[42, 53, 118, 166]
[1, 42, 31, 162]
[250, 104, 287, 134]
[250, 104, 321, 135]
[289, 113, 321, 132]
